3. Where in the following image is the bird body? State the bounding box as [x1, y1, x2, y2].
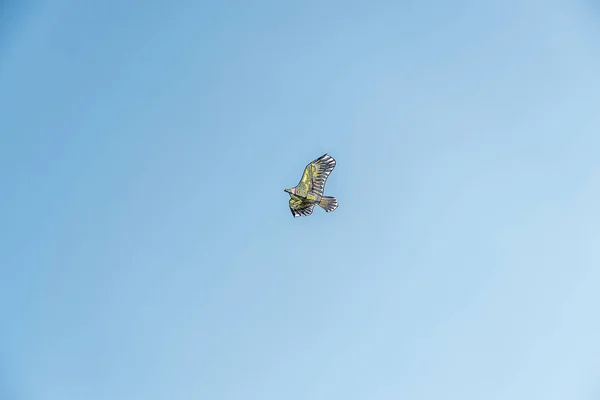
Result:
[284, 154, 338, 217]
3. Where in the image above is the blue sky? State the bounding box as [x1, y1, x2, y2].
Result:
[1, 0, 600, 399]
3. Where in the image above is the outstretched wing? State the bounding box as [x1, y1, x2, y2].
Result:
[289, 197, 315, 217]
[295, 154, 336, 197]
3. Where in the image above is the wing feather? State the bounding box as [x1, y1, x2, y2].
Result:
[295, 154, 336, 197]
[289, 197, 315, 218]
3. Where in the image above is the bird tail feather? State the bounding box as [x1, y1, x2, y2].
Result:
[318, 196, 338, 212]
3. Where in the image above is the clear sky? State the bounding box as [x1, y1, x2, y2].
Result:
[1, 0, 600, 399]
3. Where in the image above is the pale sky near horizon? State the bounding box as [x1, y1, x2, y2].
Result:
[2, 1, 600, 399]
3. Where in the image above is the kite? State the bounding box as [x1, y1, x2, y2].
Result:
[284, 153, 338, 217]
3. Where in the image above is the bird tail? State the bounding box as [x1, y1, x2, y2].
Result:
[318, 196, 338, 212]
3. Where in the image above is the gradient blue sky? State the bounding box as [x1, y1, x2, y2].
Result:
[2, 0, 600, 399]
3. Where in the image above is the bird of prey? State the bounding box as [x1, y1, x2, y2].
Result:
[284, 153, 338, 217]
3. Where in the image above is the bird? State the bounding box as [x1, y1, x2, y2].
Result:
[284, 153, 338, 217]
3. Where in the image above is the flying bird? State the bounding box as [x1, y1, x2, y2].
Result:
[284, 153, 338, 217]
